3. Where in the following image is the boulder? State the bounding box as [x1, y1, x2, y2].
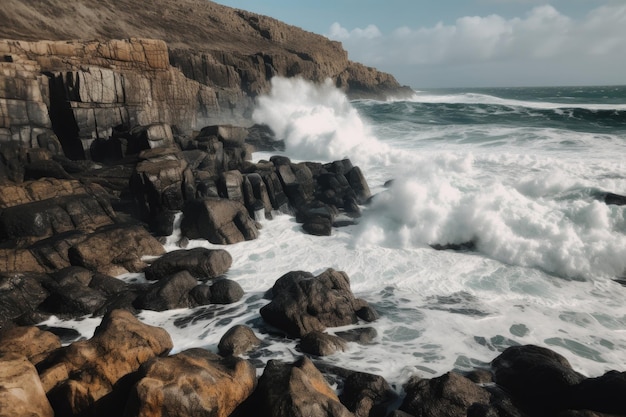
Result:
[67, 224, 165, 275]
[569, 371, 626, 415]
[144, 247, 233, 281]
[260, 268, 376, 337]
[125, 348, 256, 417]
[0, 194, 116, 242]
[400, 372, 491, 417]
[0, 353, 54, 417]
[181, 197, 259, 244]
[340, 371, 396, 417]
[491, 345, 585, 415]
[0, 326, 61, 365]
[39, 309, 173, 416]
[210, 278, 244, 304]
[0, 272, 50, 329]
[218, 325, 262, 357]
[300, 331, 347, 357]
[255, 357, 353, 417]
[134, 270, 198, 312]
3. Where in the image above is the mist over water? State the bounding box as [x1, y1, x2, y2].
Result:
[46, 79, 626, 384]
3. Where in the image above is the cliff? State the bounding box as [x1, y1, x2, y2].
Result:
[0, 0, 411, 159]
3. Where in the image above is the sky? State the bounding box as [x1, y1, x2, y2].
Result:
[212, 0, 626, 88]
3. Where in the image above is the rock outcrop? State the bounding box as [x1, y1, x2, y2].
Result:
[0, 0, 412, 159]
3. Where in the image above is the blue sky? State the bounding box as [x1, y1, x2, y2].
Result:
[213, 1, 626, 88]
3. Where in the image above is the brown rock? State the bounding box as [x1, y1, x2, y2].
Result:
[300, 331, 347, 357]
[0, 353, 54, 417]
[0, 326, 61, 365]
[125, 348, 256, 417]
[144, 247, 233, 281]
[0, 272, 50, 329]
[39, 309, 173, 416]
[181, 197, 259, 244]
[67, 224, 165, 275]
[218, 325, 261, 357]
[256, 357, 353, 417]
[260, 268, 377, 337]
[400, 372, 491, 417]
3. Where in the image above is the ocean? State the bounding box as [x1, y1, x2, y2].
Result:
[46, 78, 626, 389]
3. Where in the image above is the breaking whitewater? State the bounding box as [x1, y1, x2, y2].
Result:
[44, 78, 626, 387]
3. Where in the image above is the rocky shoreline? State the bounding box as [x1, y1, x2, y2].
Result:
[2, 120, 626, 417]
[1, 0, 625, 416]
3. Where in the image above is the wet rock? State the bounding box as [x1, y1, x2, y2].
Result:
[340, 371, 396, 417]
[125, 348, 256, 417]
[603, 192, 626, 206]
[0, 353, 54, 417]
[218, 324, 262, 357]
[400, 372, 491, 417]
[181, 197, 259, 244]
[210, 278, 244, 304]
[134, 270, 197, 312]
[39, 309, 172, 416]
[189, 284, 212, 306]
[335, 327, 378, 345]
[255, 357, 352, 417]
[0, 272, 50, 329]
[569, 370, 626, 415]
[67, 223, 165, 275]
[491, 345, 585, 415]
[260, 268, 377, 337]
[144, 247, 233, 281]
[40, 282, 108, 316]
[346, 166, 371, 204]
[300, 331, 347, 356]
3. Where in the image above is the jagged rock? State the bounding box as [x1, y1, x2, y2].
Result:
[0, 194, 116, 242]
[125, 348, 256, 417]
[603, 192, 626, 206]
[134, 270, 197, 312]
[400, 372, 491, 417]
[210, 278, 244, 304]
[67, 224, 165, 275]
[255, 357, 353, 417]
[40, 282, 109, 316]
[491, 345, 585, 415]
[260, 268, 377, 337]
[181, 197, 260, 244]
[218, 324, 262, 357]
[144, 247, 233, 281]
[246, 172, 273, 219]
[0, 272, 50, 329]
[0, 353, 54, 417]
[340, 371, 396, 417]
[0, 326, 61, 364]
[335, 327, 378, 345]
[39, 309, 173, 415]
[198, 124, 248, 148]
[300, 331, 347, 356]
[130, 147, 195, 226]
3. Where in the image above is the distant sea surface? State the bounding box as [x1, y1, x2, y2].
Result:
[48, 81, 626, 387]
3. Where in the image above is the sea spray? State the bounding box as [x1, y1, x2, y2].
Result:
[253, 76, 399, 167]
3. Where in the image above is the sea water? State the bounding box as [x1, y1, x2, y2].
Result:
[44, 78, 626, 387]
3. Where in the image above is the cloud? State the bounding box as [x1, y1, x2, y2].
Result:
[326, 4, 626, 87]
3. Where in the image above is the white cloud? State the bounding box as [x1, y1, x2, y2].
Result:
[327, 4, 626, 87]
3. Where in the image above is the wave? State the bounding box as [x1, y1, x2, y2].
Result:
[408, 91, 626, 112]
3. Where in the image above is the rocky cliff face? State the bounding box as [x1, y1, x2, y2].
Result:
[0, 0, 411, 159]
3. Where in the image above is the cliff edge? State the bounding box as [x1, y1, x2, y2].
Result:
[0, 0, 412, 157]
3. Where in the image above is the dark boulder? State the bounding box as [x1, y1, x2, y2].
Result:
[300, 331, 347, 356]
[260, 268, 377, 337]
[134, 270, 198, 312]
[400, 372, 491, 417]
[144, 247, 233, 281]
[569, 370, 626, 415]
[210, 278, 244, 304]
[181, 197, 259, 244]
[218, 324, 262, 357]
[491, 345, 585, 415]
[0, 272, 50, 329]
[340, 371, 396, 417]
